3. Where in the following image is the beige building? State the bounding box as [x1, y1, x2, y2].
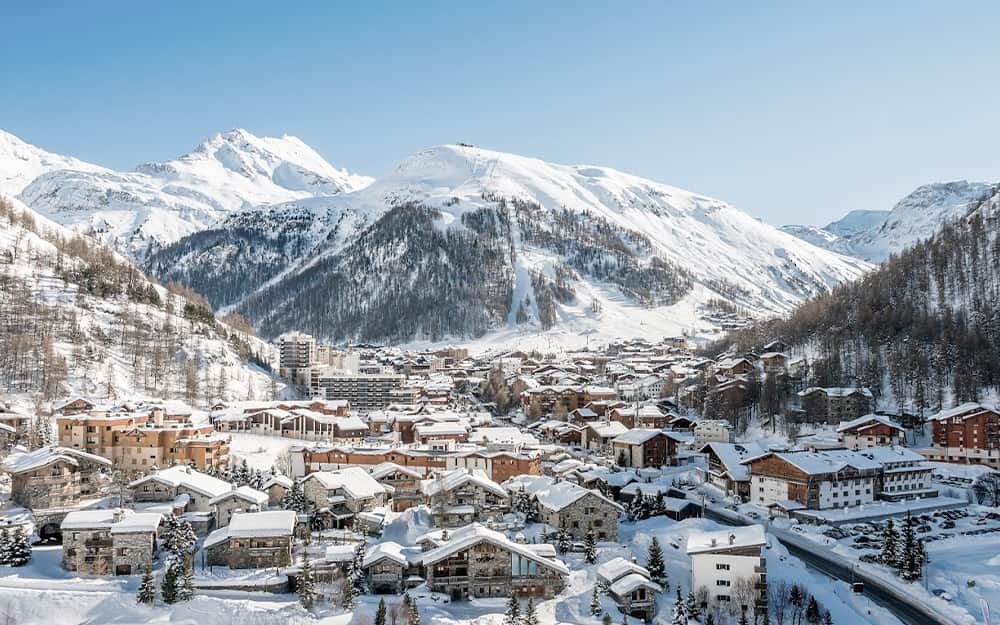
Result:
[4, 446, 111, 512]
[61, 509, 161, 576]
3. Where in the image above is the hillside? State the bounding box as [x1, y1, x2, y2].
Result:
[714, 183, 1000, 413]
[146, 144, 870, 346]
[0, 193, 281, 406]
[783, 182, 994, 262]
[15, 128, 372, 259]
[0, 129, 108, 196]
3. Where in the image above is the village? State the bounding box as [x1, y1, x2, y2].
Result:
[0, 332, 995, 625]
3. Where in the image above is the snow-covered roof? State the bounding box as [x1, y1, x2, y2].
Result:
[203, 510, 296, 548]
[421, 468, 507, 499]
[468, 427, 538, 447]
[209, 485, 268, 506]
[304, 467, 387, 500]
[533, 481, 622, 513]
[743, 449, 881, 475]
[110, 512, 163, 534]
[419, 523, 568, 575]
[859, 446, 926, 465]
[700, 442, 764, 482]
[798, 386, 873, 399]
[128, 465, 232, 499]
[363, 541, 408, 567]
[687, 525, 766, 555]
[3, 445, 111, 474]
[61, 509, 124, 530]
[928, 402, 999, 421]
[836, 413, 904, 433]
[595, 556, 649, 584]
[586, 421, 629, 438]
[369, 462, 423, 480]
[263, 475, 294, 490]
[610, 572, 662, 596]
[612, 429, 666, 445]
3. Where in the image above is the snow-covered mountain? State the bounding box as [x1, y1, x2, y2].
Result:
[147, 144, 870, 346]
[15, 128, 372, 258]
[0, 192, 281, 404]
[0, 129, 108, 196]
[783, 182, 994, 262]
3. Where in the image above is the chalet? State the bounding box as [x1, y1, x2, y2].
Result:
[582, 421, 629, 453]
[262, 475, 294, 507]
[522, 385, 581, 418]
[797, 387, 873, 425]
[609, 405, 668, 429]
[204, 510, 296, 569]
[61, 509, 161, 576]
[511, 476, 623, 540]
[54, 397, 98, 416]
[742, 449, 880, 510]
[666, 414, 697, 431]
[210, 486, 269, 527]
[419, 523, 568, 599]
[763, 340, 788, 353]
[0, 408, 31, 436]
[836, 414, 906, 449]
[596, 557, 662, 621]
[759, 352, 788, 373]
[610, 430, 681, 469]
[301, 468, 389, 526]
[4, 446, 111, 512]
[568, 407, 599, 424]
[369, 462, 423, 511]
[924, 403, 1000, 468]
[698, 442, 764, 501]
[688, 525, 767, 618]
[413, 421, 469, 446]
[421, 468, 509, 527]
[714, 358, 753, 378]
[129, 465, 233, 514]
[362, 541, 412, 593]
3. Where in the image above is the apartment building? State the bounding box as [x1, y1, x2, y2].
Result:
[309, 367, 405, 412]
[924, 403, 1000, 468]
[688, 525, 767, 618]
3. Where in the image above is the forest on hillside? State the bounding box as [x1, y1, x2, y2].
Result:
[709, 184, 1000, 415]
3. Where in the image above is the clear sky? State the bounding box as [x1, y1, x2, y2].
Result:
[2, 1, 999, 226]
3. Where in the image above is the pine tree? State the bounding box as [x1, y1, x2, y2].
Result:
[350, 541, 367, 594]
[602, 613, 613, 625]
[670, 586, 687, 625]
[503, 594, 520, 625]
[879, 519, 899, 567]
[584, 529, 597, 564]
[821, 610, 833, 625]
[685, 590, 701, 621]
[7, 528, 31, 567]
[653, 491, 667, 517]
[557, 523, 571, 554]
[161, 562, 180, 604]
[373, 598, 387, 625]
[706, 614, 716, 625]
[590, 586, 602, 616]
[341, 576, 355, 609]
[899, 512, 923, 582]
[178, 561, 194, 602]
[738, 612, 750, 625]
[297, 553, 316, 609]
[137, 567, 157, 605]
[762, 609, 772, 625]
[647, 537, 666, 585]
[524, 597, 539, 625]
[806, 596, 821, 624]
[0, 528, 11, 566]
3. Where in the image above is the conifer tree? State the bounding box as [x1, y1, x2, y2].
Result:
[0, 528, 11, 566]
[738, 612, 750, 625]
[706, 614, 716, 625]
[341, 576, 355, 609]
[503, 595, 520, 625]
[297, 553, 316, 609]
[137, 566, 157, 605]
[899, 512, 924, 581]
[879, 519, 899, 567]
[685, 590, 701, 621]
[557, 523, 570, 554]
[7, 528, 30, 567]
[670, 586, 687, 625]
[590, 586, 602, 616]
[584, 529, 597, 564]
[524, 597, 539, 625]
[647, 537, 666, 585]
[602, 613, 613, 625]
[374, 597, 387, 625]
[161, 562, 180, 604]
[806, 596, 821, 624]
[178, 561, 194, 602]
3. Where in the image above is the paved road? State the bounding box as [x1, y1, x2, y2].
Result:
[704, 507, 960, 625]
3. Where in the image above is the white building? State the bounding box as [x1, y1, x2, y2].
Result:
[687, 525, 767, 618]
[279, 332, 317, 384]
[694, 420, 734, 446]
[743, 449, 880, 510]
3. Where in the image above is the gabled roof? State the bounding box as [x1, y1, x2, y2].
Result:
[928, 402, 999, 422]
[595, 556, 650, 584]
[699, 442, 764, 482]
[798, 386, 873, 399]
[304, 467, 387, 500]
[369, 462, 423, 480]
[363, 541, 408, 567]
[209, 485, 268, 506]
[742, 449, 881, 475]
[585, 421, 629, 438]
[203, 510, 296, 548]
[610, 573, 662, 596]
[128, 465, 232, 499]
[836, 413, 904, 433]
[3, 446, 111, 474]
[612, 429, 667, 445]
[419, 523, 568, 575]
[421, 469, 507, 499]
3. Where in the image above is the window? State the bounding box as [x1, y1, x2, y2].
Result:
[716, 563, 730, 570]
[716, 580, 731, 586]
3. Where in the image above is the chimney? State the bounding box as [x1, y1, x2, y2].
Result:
[729, 533, 736, 545]
[710, 537, 717, 547]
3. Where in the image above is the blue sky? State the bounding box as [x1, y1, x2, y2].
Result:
[2, 1, 999, 225]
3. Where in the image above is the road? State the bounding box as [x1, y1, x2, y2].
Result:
[704, 507, 961, 625]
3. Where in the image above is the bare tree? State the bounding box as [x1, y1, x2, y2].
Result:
[769, 579, 792, 625]
[973, 472, 1000, 507]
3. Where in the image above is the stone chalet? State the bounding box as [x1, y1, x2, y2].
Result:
[362, 541, 414, 594]
[4, 446, 111, 512]
[797, 387, 873, 425]
[596, 557, 662, 621]
[210, 485, 269, 527]
[368, 462, 423, 512]
[582, 421, 630, 453]
[508, 476, 623, 541]
[418, 523, 568, 599]
[262, 475, 294, 507]
[129, 465, 233, 514]
[204, 510, 297, 569]
[421, 468, 509, 527]
[301, 467, 389, 527]
[836, 414, 906, 450]
[61, 508, 161, 576]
